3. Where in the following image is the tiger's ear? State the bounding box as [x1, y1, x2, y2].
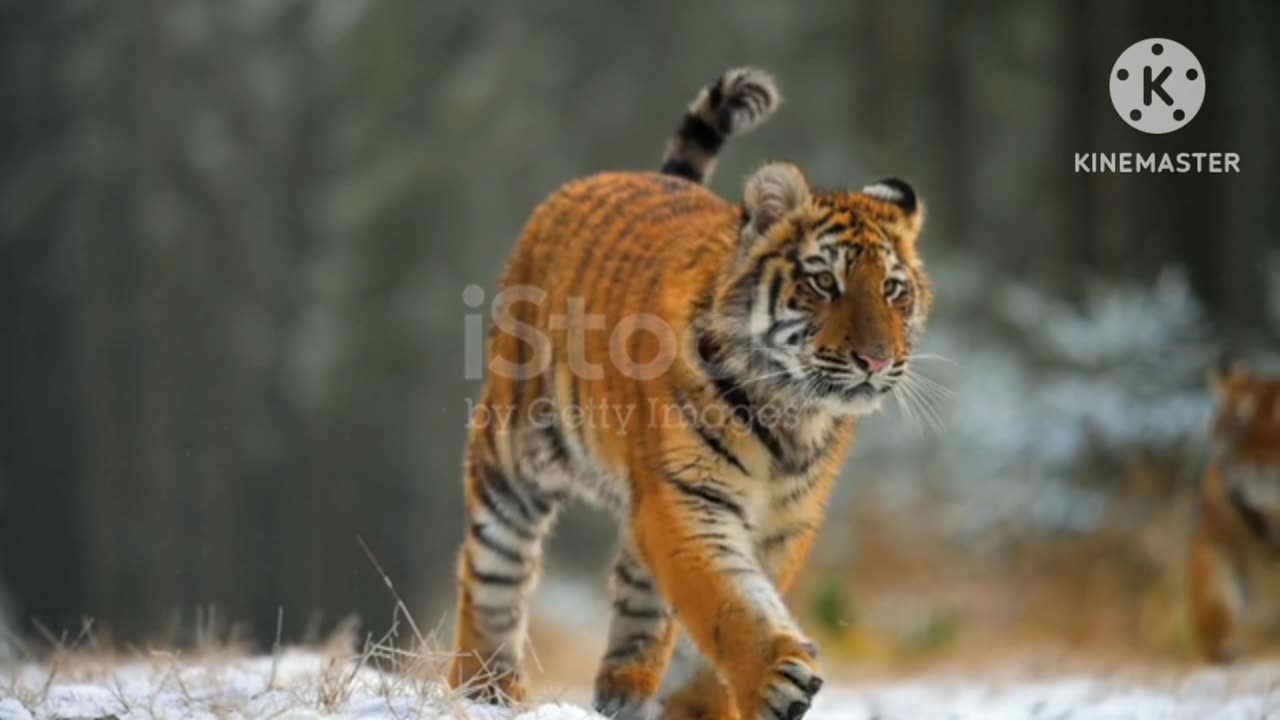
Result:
[1210, 352, 1244, 398]
[862, 178, 924, 241]
[744, 163, 810, 236]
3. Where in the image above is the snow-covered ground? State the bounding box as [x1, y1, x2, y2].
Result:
[3, 650, 1280, 719]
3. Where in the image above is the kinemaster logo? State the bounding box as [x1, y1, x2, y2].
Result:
[1075, 38, 1239, 174]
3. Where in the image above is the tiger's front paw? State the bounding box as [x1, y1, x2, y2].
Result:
[593, 665, 660, 719]
[753, 636, 823, 720]
[760, 657, 822, 719]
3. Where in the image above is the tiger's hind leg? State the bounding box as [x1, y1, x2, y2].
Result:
[449, 446, 563, 704]
[593, 543, 678, 719]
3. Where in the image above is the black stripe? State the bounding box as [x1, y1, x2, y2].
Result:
[541, 418, 569, 466]
[660, 158, 702, 182]
[769, 318, 808, 336]
[682, 530, 729, 543]
[692, 423, 749, 475]
[725, 250, 784, 312]
[760, 524, 807, 551]
[818, 221, 851, 237]
[483, 464, 535, 525]
[603, 632, 656, 662]
[735, 82, 771, 112]
[615, 561, 654, 592]
[707, 76, 724, 113]
[712, 373, 753, 426]
[667, 477, 747, 524]
[470, 523, 526, 565]
[772, 480, 819, 510]
[470, 565, 527, 587]
[711, 374, 788, 464]
[767, 271, 783, 317]
[777, 449, 822, 477]
[476, 467, 536, 541]
[708, 542, 751, 561]
[790, 252, 809, 278]
[614, 601, 667, 621]
[614, 561, 655, 589]
[676, 112, 725, 153]
[695, 330, 723, 370]
[1230, 486, 1270, 541]
[570, 376, 586, 447]
[528, 492, 552, 517]
[778, 668, 811, 694]
[472, 602, 518, 618]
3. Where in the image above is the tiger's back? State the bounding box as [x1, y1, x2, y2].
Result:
[488, 171, 741, 508]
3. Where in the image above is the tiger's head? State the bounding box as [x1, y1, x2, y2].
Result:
[1209, 358, 1280, 539]
[707, 162, 931, 416]
[1211, 358, 1280, 467]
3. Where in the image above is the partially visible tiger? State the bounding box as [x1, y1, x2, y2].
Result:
[1190, 359, 1280, 663]
[448, 66, 930, 720]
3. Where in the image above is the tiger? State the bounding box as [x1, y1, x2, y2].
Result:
[447, 66, 930, 720]
[1190, 358, 1280, 663]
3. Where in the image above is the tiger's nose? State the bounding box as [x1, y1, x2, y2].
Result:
[853, 352, 890, 374]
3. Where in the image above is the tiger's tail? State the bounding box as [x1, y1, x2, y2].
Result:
[659, 67, 780, 185]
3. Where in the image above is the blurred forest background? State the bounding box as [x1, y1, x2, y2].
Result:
[2, 0, 1279, 672]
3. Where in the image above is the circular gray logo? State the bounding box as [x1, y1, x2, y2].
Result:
[1110, 38, 1204, 134]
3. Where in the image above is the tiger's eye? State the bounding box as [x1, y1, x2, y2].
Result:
[811, 272, 837, 294]
[884, 278, 906, 299]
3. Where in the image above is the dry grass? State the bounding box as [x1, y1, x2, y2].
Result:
[790, 450, 1235, 676]
[0, 605, 465, 717]
[0, 539, 523, 719]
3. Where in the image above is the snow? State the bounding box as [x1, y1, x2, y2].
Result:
[814, 668, 1280, 719]
[4, 651, 1280, 719]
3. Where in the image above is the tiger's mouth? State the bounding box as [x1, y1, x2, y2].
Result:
[809, 370, 892, 396]
[806, 370, 893, 416]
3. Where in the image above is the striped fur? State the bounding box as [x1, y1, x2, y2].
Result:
[660, 67, 780, 184]
[449, 69, 928, 720]
[1190, 362, 1280, 663]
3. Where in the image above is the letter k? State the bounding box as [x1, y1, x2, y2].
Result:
[1144, 66, 1173, 106]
